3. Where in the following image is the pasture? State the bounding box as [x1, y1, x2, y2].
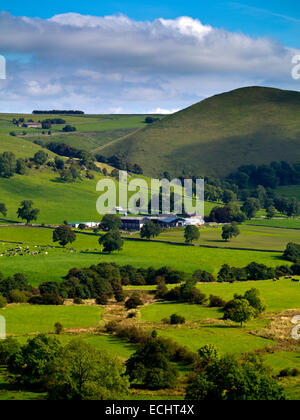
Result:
[0, 227, 290, 286]
[126, 224, 300, 252]
[0, 305, 103, 335]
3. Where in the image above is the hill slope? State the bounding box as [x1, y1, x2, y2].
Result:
[100, 87, 300, 178]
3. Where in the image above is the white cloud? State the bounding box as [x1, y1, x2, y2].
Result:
[0, 12, 298, 113]
[149, 107, 179, 114]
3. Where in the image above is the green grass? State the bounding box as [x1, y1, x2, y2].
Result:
[0, 305, 103, 335]
[0, 227, 289, 286]
[141, 302, 222, 323]
[100, 87, 300, 178]
[129, 278, 300, 313]
[156, 320, 273, 355]
[246, 219, 300, 229]
[126, 224, 300, 251]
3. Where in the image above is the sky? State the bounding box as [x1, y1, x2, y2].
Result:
[0, 1, 300, 113]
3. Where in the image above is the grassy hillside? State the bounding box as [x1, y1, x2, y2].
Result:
[100, 86, 300, 177]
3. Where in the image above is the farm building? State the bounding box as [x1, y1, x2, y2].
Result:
[121, 217, 147, 230]
[69, 222, 99, 229]
[21, 122, 42, 128]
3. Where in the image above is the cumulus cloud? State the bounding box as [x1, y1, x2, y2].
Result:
[0, 12, 298, 113]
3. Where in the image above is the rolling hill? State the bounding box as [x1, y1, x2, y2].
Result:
[99, 86, 300, 178]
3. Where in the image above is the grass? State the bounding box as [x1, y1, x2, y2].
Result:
[0, 227, 289, 286]
[0, 305, 103, 335]
[246, 219, 300, 229]
[130, 278, 300, 313]
[141, 302, 222, 323]
[99, 87, 300, 178]
[125, 224, 300, 251]
[156, 320, 273, 355]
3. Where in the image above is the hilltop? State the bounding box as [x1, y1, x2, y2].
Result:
[99, 87, 300, 178]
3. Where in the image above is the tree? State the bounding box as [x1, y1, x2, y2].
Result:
[16, 158, 27, 175]
[243, 288, 266, 315]
[55, 157, 65, 170]
[223, 189, 237, 204]
[0, 203, 7, 217]
[8, 334, 61, 387]
[283, 242, 300, 263]
[0, 152, 16, 178]
[266, 205, 276, 219]
[186, 354, 285, 400]
[0, 338, 20, 365]
[241, 198, 260, 219]
[101, 214, 122, 231]
[47, 340, 129, 400]
[126, 338, 179, 390]
[17, 200, 40, 224]
[140, 221, 161, 240]
[222, 223, 240, 242]
[33, 150, 48, 166]
[53, 225, 76, 247]
[184, 225, 200, 243]
[224, 298, 256, 326]
[99, 230, 124, 253]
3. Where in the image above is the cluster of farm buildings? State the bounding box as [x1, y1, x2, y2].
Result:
[70, 214, 204, 231]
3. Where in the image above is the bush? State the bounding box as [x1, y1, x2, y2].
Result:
[54, 322, 64, 335]
[283, 242, 300, 263]
[28, 294, 64, 305]
[9, 289, 29, 303]
[209, 295, 226, 308]
[125, 293, 143, 310]
[0, 294, 7, 308]
[73, 297, 84, 305]
[95, 295, 109, 305]
[278, 368, 300, 378]
[170, 314, 186, 325]
[193, 270, 216, 283]
[0, 338, 21, 364]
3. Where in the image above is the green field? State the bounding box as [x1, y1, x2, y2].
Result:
[0, 227, 290, 286]
[132, 278, 300, 312]
[246, 219, 300, 229]
[126, 224, 300, 251]
[157, 322, 273, 355]
[0, 305, 103, 335]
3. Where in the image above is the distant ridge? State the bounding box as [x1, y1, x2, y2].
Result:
[100, 86, 300, 177]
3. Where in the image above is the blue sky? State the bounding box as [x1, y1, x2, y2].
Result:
[0, 1, 299, 113]
[2, 0, 300, 47]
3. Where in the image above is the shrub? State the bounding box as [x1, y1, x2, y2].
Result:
[209, 295, 226, 308]
[193, 270, 216, 283]
[0, 338, 21, 364]
[28, 294, 64, 305]
[73, 297, 84, 305]
[125, 293, 143, 310]
[9, 289, 29, 303]
[170, 314, 186, 325]
[283, 243, 300, 263]
[278, 368, 300, 378]
[54, 322, 64, 335]
[0, 294, 7, 308]
[96, 295, 109, 305]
